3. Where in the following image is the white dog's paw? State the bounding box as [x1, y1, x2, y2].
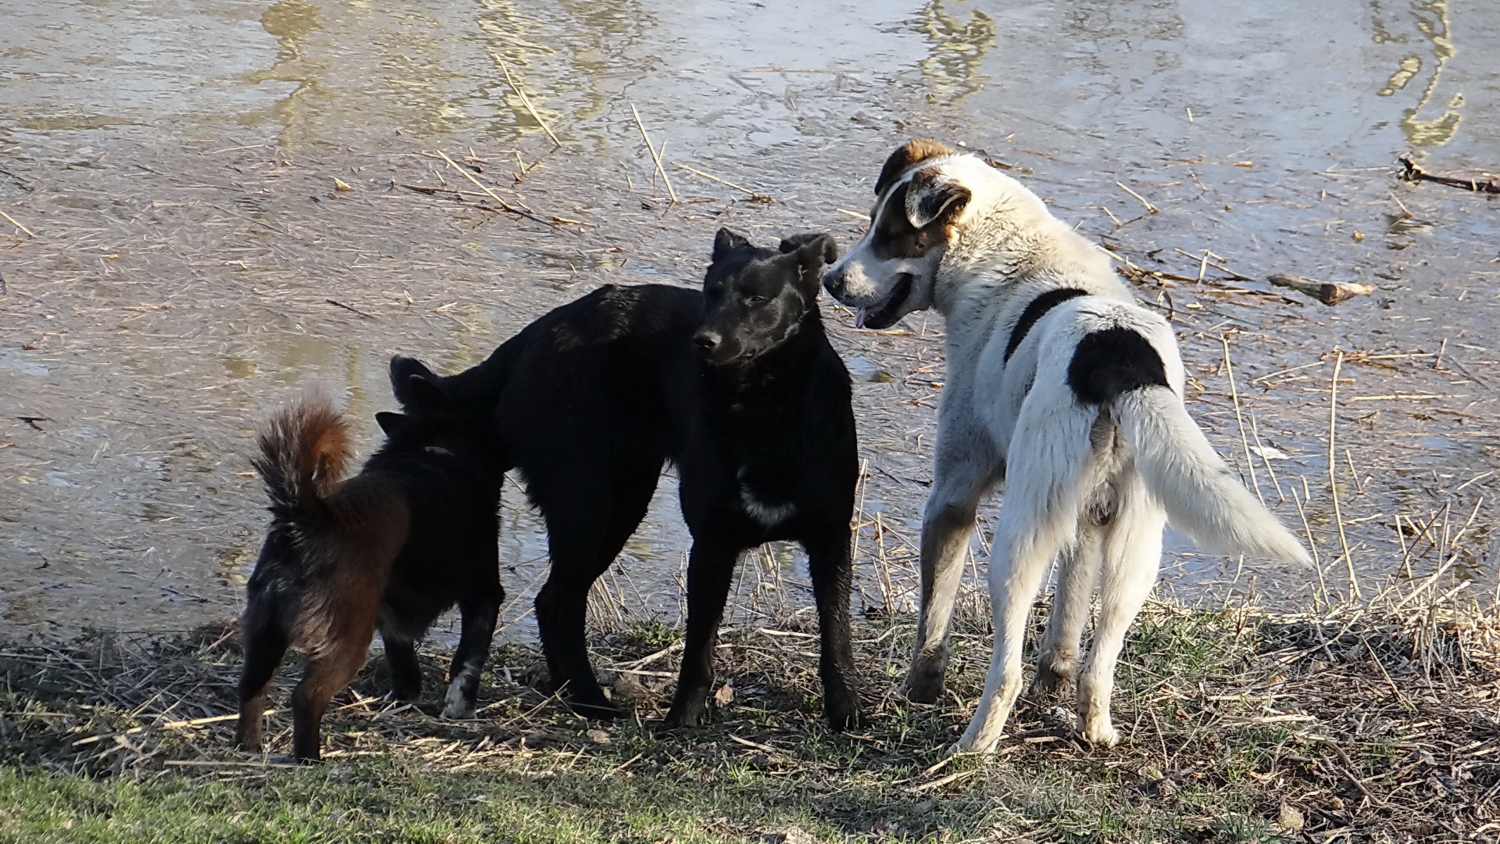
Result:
[953, 727, 1002, 756]
[1080, 720, 1121, 747]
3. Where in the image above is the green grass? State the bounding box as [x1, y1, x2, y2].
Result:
[1, 603, 1495, 843]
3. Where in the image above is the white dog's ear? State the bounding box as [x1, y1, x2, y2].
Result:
[904, 168, 971, 230]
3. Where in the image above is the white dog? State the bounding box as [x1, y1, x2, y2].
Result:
[823, 139, 1312, 752]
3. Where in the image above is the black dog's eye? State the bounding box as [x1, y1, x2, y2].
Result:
[748, 295, 767, 304]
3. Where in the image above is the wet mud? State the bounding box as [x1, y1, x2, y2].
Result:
[2, 0, 1498, 639]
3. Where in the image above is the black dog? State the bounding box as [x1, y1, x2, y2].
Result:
[392, 229, 860, 729]
[236, 380, 505, 762]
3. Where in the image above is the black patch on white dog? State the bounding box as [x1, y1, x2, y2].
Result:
[1067, 327, 1169, 404]
[1003, 288, 1090, 362]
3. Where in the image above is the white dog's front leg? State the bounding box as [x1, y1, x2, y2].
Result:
[903, 433, 998, 703]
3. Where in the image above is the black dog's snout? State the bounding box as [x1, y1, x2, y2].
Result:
[693, 330, 720, 350]
[822, 268, 845, 297]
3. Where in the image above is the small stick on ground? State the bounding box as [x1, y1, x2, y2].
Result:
[435, 150, 557, 228]
[1247, 411, 1286, 503]
[1269, 274, 1374, 306]
[498, 61, 562, 148]
[1115, 181, 1158, 213]
[1327, 350, 1359, 601]
[671, 162, 773, 203]
[1397, 155, 1500, 194]
[629, 104, 676, 204]
[326, 299, 374, 319]
[0, 208, 37, 239]
[1221, 335, 1264, 506]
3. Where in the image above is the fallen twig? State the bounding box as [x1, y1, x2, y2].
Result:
[1269, 274, 1374, 306]
[498, 60, 563, 148]
[435, 150, 559, 228]
[670, 162, 773, 203]
[1115, 181, 1159, 213]
[629, 104, 676, 204]
[326, 299, 374, 319]
[0, 208, 37, 239]
[1397, 155, 1500, 194]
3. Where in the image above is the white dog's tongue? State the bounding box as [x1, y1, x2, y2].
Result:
[855, 307, 870, 329]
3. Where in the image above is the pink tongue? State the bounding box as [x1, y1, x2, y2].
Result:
[855, 307, 870, 329]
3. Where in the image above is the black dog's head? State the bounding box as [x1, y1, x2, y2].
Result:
[694, 228, 840, 364]
[375, 373, 502, 468]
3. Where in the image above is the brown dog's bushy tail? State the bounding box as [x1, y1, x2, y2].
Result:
[252, 393, 354, 529]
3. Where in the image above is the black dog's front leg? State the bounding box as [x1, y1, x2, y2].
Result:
[381, 631, 423, 703]
[662, 537, 740, 728]
[804, 530, 861, 731]
[444, 580, 502, 719]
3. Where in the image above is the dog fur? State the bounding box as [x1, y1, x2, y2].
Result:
[236, 383, 505, 762]
[823, 139, 1312, 752]
[391, 229, 861, 730]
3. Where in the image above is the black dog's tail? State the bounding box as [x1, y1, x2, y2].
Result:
[251, 394, 353, 529]
[390, 333, 526, 411]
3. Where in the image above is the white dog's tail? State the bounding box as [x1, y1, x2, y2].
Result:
[1112, 387, 1312, 566]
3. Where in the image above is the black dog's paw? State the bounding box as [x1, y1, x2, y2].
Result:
[384, 687, 421, 704]
[659, 700, 711, 732]
[900, 652, 949, 704]
[825, 698, 864, 733]
[566, 695, 623, 721]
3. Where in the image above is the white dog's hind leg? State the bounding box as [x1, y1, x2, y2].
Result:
[904, 450, 996, 703]
[1077, 482, 1164, 746]
[1033, 527, 1103, 700]
[955, 508, 1074, 753]
[956, 404, 1096, 753]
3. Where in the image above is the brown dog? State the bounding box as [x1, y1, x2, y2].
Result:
[235, 380, 504, 762]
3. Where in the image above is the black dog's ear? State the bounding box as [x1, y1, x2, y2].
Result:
[780, 232, 839, 266]
[781, 232, 840, 293]
[404, 374, 448, 413]
[904, 167, 971, 230]
[389, 356, 437, 408]
[712, 228, 751, 262]
[375, 411, 408, 437]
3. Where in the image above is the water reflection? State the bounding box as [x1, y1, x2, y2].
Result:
[248, 0, 329, 146]
[915, 0, 996, 104]
[1373, 0, 1462, 147]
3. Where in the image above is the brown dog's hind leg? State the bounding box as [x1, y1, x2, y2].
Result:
[236, 606, 290, 753]
[291, 632, 373, 763]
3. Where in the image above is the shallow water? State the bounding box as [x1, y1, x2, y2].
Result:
[2, 0, 1498, 641]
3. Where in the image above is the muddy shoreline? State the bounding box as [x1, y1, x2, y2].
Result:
[4, 0, 1499, 639]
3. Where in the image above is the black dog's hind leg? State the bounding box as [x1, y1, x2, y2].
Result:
[381, 629, 423, 703]
[534, 455, 660, 718]
[662, 535, 741, 729]
[236, 603, 290, 752]
[443, 575, 503, 719]
[804, 529, 862, 731]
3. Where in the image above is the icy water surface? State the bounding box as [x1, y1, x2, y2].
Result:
[2, 0, 1498, 640]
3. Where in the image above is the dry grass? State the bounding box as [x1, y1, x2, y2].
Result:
[2, 590, 1496, 842]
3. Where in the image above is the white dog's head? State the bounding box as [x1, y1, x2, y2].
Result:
[823, 139, 1090, 329]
